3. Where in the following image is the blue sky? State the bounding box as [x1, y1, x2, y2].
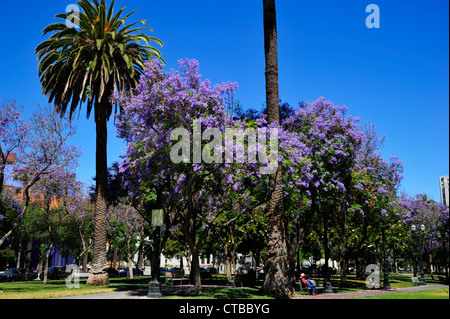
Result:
[0, 0, 448, 202]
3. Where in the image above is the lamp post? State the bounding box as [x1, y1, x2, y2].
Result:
[411, 224, 427, 286]
[315, 196, 334, 294]
[148, 209, 164, 298]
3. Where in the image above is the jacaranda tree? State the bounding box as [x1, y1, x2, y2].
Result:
[0, 105, 80, 248]
[116, 58, 239, 294]
[35, 0, 163, 286]
[0, 100, 29, 195]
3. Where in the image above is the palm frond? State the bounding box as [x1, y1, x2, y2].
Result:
[36, 0, 164, 120]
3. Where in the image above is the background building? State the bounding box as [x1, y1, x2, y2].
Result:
[439, 176, 449, 207]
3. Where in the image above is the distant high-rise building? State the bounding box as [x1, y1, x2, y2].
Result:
[439, 176, 449, 207]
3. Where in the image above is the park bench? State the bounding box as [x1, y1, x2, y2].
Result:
[165, 271, 187, 286]
[299, 280, 325, 295]
[226, 273, 246, 288]
[411, 277, 419, 286]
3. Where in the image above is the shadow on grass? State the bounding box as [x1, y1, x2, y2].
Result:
[162, 286, 272, 299]
[109, 276, 153, 291]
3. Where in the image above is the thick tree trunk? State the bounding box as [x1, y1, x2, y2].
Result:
[86, 102, 110, 286]
[339, 257, 348, 284]
[225, 244, 233, 281]
[261, 0, 293, 299]
[83, 251, 89, 273]
[43, 243, 54, 284]
[190, 249, 202, 295]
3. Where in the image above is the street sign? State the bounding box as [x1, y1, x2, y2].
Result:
[152, 209, 164, 227]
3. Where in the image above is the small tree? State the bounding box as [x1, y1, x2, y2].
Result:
[0, 105, 80, 247]
[107, 202, 146, 279]
[0, 99, 29, 194]
[31, 169, 83, 283]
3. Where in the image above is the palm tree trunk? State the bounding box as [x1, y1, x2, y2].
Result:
[261, 0, 293, 299]
[86, 101, 110, 286]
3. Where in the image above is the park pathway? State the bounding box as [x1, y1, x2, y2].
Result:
[292, 284, 449, 299]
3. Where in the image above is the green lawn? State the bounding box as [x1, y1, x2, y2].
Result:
[0, 274, 447, 299]
[161, 286, 274, 299]
[357, 288, 449, 299]
[318, 274, 444, 292]
[0, 276, 149, 299]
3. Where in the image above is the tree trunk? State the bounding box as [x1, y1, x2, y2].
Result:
[0, 157, 6, 194]
[190, 249, 202, 295]
[24, 241, 33, 279]
[16, 242, 22, 268]
[224, 244, 233, 281]
[261, 0, 293, 299]
[180, 253, 185, 276]
[138, 245, 143, 271]
[429, 253, 434, 280]
[43, 243, 54, 284]
[127, 239, 134, 279]
[339, 257, 348, 284]
[112, 247, 118, 270]
[0, 229, 13, 247]
[185, 247, 191, 273]
[82, 251, 89, 273]
[86, 101, 110, 287]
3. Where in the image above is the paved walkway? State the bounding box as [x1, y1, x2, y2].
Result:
[293, 284, 449, 299]
[55, 284, 448, 299]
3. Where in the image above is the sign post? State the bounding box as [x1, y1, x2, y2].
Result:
[148, 209, 164, 298]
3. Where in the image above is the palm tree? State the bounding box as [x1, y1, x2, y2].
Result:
[35, 0, 164, 286]
[261, 0, 293, 298]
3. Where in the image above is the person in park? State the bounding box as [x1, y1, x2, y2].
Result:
[300, 273, 317, 295]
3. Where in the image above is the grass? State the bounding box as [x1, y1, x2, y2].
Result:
[0, 280, 115, 299]
[358, 288, 449, 299]
[0, 273, 447, 299]
[0, 276, 149, 299]
[161, 287, 273, 299]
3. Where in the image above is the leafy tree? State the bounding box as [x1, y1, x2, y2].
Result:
[281, 97, 364, 283]
[0, 192, 22, 249]
[0, 99, 29, 194]
[0, 105, 80, 247]
[35, 0, 164, 286]
[116, 58, 276, 294]
[29, 168, 84, 283]
[398, 193, 449, 277]
[107, 202, 145, 279]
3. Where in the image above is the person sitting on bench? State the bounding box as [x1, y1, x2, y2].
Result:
[300, 273, 317, 295]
